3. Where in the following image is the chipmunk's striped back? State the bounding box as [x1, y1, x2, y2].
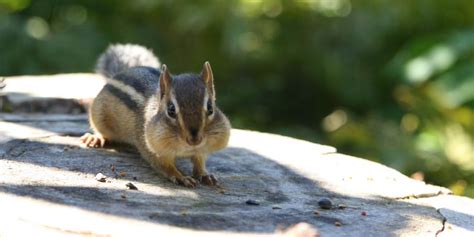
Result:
[96, 44, 161, 110]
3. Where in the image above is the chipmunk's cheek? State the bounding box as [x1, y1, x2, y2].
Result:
[210, 130, 230, 151]
[202, 136, 208, 144]
[198, 136, 208, 149]
[144, 129, 159, 154]
[178, 134, 188, 146]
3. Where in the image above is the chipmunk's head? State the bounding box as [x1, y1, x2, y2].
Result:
[158, 62, 219, 147]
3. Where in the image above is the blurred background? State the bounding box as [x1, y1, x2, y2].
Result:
[0, 0, 473, 197]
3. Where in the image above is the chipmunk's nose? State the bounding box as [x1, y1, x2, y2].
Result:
[186, 128, 202, 146]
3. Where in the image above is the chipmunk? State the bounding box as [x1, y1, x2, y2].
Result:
[80, 44, 231, 188]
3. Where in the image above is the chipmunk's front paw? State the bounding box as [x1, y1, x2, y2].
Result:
[196, 174, 218, 186]
[170, 176, 198, 188]
[80, 133, 106, 148]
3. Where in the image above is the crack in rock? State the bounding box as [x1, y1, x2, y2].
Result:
[435, 209, 447, 237]
[395, 191, 448, 200]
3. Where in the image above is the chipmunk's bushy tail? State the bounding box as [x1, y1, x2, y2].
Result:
[95, 44, 161, 78]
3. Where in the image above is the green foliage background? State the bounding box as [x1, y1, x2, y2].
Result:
[1, 0, 473, 197]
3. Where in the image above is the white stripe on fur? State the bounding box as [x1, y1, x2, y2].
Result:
[106, 78, 145, 105]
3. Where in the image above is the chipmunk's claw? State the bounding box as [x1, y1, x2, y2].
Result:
[80, 133, 106, 148]
[170, 176, 198, 188]
[197, 174, 218, 186]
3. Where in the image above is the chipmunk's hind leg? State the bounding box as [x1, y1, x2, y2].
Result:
[80, 132, 106, 148]
[81, 89, 117, 148]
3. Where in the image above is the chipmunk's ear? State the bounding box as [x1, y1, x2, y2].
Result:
[201, 61, 215, 99]
[160, 64, 172, 99]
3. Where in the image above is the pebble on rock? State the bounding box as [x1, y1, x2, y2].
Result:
[245, 199, 260, 205]
[338, 204, 347, 209]
[95, 173, 107, 182]
[126, 182, 138, 190]
[317, 198, 333, 209]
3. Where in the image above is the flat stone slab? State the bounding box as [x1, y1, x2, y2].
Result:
[1, 74, 104, 113]
[1, 113, 472, 236]
[1, 74, 104, 103]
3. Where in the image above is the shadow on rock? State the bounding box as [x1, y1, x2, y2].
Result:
[0, 135, 468, 235]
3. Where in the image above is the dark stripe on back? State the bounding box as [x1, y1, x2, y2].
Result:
[112, 66, 160, 97]
[104, 84, 139, 111]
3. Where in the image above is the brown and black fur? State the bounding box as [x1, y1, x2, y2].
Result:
[81, 44, 231, 187]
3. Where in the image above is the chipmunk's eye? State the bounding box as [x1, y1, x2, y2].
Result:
[167, 103, 176, 118]
[206, 100, 213, 116]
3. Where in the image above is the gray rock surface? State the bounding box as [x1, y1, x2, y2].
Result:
[1, 113, 472, 237]
[0, 74, 104, 113]
[1, 74, 473, 236]
[1, 74, 104, 103]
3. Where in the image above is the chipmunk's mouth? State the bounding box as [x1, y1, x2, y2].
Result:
[186, 136, 203, 146]
[182, 136, 207, 149]
[175, 137, 207, 156]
